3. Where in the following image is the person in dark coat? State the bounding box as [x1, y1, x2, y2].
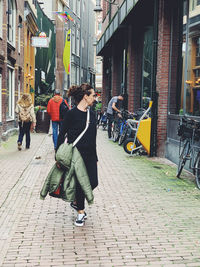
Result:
[56, 83, 98, 227]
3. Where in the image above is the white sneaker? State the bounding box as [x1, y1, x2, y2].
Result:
[74, 213, 86, 227]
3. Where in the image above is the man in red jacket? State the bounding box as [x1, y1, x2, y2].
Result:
[47, 89, 69, 149]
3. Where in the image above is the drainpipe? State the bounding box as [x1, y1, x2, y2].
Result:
[150, 0, 159, 157]
[183, 0, 189, 114]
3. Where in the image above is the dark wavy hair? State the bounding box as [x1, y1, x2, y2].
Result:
[68, 83, 93, 104]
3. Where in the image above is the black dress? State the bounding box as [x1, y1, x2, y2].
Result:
[56, 107, 98, 210]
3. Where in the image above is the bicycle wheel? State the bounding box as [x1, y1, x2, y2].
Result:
[113, 122, 120, 142]
[176, 141, 189, 178]
[123, 138, 140, 154]
[118, 125, 128, 145]
[195, 154, 200, 189]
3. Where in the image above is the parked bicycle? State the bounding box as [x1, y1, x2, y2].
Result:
[112, 110, 134, 142]
[176, 116, 200, 189]
[118, 111, 137, 145]
[123, 101, 153, 155]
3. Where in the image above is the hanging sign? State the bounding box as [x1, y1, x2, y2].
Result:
[31, 37, 49, 47]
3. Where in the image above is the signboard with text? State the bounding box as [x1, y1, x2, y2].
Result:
[31, 37, 49, 48]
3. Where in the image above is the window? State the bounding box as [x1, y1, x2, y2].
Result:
[0, 0, 3, 38]
[97, 22, 102, 34]
[191, 0, 200, 9]
[18, 77, 21, 100]
[141, 27, 153, 108]
[71, 64, 76, 85]
[96, 60, 102, 73]
[76, 66, 80, 84]
[6, 67, 15, 120]
[58, 0, 64, 12]
[7, 0, 16, 45]
[77, 0, 80, 17]
[73, 0, 77, 13]
[72, 28, 75, 54]
[18, 16, 22, 54]
[176, 0, 200, 116]
[76, 28, 80, 56]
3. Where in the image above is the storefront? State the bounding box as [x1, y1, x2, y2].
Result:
[166, 0, 200, 165]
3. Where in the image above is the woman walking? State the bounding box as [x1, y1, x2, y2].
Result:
[15, 93, 36, 150]
[56, 83, 98, 227]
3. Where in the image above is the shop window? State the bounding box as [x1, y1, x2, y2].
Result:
[6, 67, 15, 120]
[7, 0, 16, 45]
[178, 0, 200, 116]
[141, 26, 153, 109]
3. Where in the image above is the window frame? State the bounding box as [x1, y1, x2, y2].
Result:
[6, 66, 15, 121]
[76, 28, 80, 56]
[7, 0, 16, 46]
[71, 27, 75, 54]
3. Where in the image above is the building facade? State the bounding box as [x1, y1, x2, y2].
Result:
[0, 0, 26, 140]
[96, 0, 190, 161]
[41, 0, 96, 96]
[94, 6, 103, 94]
[24, 0, 38, 103]
[64, 0, 96, 90]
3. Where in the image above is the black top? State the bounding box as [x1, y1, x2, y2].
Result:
[56, 107, 98, 161]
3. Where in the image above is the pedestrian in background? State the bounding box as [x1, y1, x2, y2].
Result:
[15, 93, 36, 150]
[56, 83, 98, 227]
[47, 89, 69, 149]
[107, 94, 124, 139]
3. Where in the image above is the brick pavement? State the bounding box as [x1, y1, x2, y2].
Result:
[0, 129, 200, 266]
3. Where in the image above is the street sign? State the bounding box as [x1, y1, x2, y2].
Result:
[31, 37, 49, 48]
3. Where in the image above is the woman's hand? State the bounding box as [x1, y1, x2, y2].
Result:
[56, 161, 61, 169]
[30, 122, 36, 132]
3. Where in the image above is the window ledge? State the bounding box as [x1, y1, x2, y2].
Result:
[7, 42, 16, 51]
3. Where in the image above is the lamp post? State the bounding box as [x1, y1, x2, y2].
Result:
[94, 0, 118, 13]
[94, 0, 102, 13]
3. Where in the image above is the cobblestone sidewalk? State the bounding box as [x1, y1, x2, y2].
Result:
[0, 130, 200, 267]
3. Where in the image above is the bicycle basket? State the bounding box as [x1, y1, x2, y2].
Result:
[177, 123, 193, 139]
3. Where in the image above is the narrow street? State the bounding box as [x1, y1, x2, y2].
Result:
[0, 129, 200, 267]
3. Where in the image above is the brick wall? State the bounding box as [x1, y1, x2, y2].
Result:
[156, 0, 171, 156]
[127, 25, 135, 112]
